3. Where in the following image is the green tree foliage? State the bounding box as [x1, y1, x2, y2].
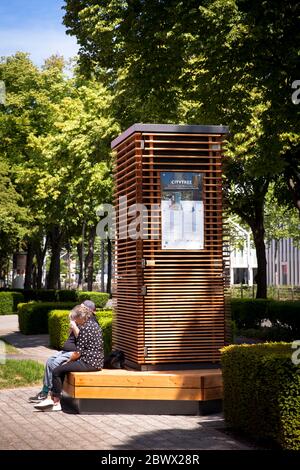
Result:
[63, 0, 190, 127]
[63, 0, 300, 298]
[0, 52, 119, 288]
[0, 160, 29, 276]
[264, 187, 300, 246]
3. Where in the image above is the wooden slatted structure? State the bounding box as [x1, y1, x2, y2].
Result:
[111, 124, 229, 370]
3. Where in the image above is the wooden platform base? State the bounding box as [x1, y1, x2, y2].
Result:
[63, 368, 222, 415]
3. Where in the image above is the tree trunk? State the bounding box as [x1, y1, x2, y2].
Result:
[66, 240, 71, 289]
[284, 146, 300, 215]
[24, 242, 34, 289]
[107, 238, 112, 295]
[47, 226, 62, 289]
[101, 240, 105, 292]
[85, 226, 96, 291]
[249, 203, 267, 299]
[77, 242, 83, 289]
[36, 236, 48, 289]
[32, 262, 37, 289]
[77, 221, 86, 290]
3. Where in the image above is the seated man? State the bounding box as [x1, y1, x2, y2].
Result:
[29, 300, 96, 402]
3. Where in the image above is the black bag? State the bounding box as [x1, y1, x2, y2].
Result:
[104, 350, 125, 369]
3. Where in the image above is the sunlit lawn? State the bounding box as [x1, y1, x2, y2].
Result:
[0, 359, 44, 389]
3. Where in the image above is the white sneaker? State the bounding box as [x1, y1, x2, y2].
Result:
[51, 402, 62, 412]
[34, 397, 54, 410]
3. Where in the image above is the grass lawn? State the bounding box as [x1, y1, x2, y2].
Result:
[0, 359, 44, 389]
[0, 338, 20, 354]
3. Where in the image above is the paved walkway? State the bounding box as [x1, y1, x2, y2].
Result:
[0, 315, 58, 363]
[0, 315, 255, 450]
[0, 387, 253, 450]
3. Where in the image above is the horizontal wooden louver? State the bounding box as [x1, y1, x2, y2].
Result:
[111, 124, 229, 369]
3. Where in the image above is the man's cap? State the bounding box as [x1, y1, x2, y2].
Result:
[81, 300, 96, 312]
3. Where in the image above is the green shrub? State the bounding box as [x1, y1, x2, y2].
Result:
[77, 291, 109, 308]
[231, 298, 270, 329]
[1, 288, 110, 304]
[237, 326, 295, 342]
[15, 289, 57, 302]
[56, 290, 77, 302]
[0, 291, 24, 314]
[96, 312, 113, 355]
[230, 320, 237, 342]
[18, 301, 77, 334]
[48, 310, 71, 350]
[269, 301, 300, 336]
[49, 309, 113, 354]
[33, 290, 57, 302]
[11, 289, 70, 302]
[221, 343, 300, 450]
[231, 299, 300, 337]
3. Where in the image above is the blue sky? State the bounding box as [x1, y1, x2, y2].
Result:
[0, 0, 78, 66]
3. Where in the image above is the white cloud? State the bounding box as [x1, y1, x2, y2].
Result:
[0, 27, 79, 66]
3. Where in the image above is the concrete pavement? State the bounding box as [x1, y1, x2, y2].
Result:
[0, 315, 255, 450]
[0, 387, 253, 450]
[0, 315, 58, 364]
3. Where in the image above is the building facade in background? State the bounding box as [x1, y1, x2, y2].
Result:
[231, 238, 300, 286]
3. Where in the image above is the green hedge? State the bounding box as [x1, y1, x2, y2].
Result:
[221, 343, 300, 450]
[21, 289, 76, 302]
[237, 326, 295, 342]
[48, 309, 113, 355]
[231, 299, 300, 336]
[77, 291, 109, 308]
[269, 301, 300, 336]
[0, 288, 103, 304]
[56, 290, 77, 302]
[231, 299, 270, 329]
[18, 289, 109, 306]
[0, 291, 24, 314]
[18, 302, 77, 334]
[48, 310, 71, 350]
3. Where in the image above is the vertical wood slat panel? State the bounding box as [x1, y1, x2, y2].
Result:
[112, 133, 145, 364]
[112, 126, 229, 368]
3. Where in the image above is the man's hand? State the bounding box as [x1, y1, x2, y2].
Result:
[67, 351, 81, 363]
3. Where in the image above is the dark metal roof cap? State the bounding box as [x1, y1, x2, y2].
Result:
[111, 123, 229, 148]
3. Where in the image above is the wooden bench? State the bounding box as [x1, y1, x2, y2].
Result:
[63, 368, 223, 414]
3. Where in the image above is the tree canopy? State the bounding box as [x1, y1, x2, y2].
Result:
[0, 2, 299, 295]
[63, 0, 300, 297]
[0, 52, 119, 287]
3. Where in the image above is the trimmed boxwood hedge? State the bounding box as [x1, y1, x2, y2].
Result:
[231, 299, 270, 329]
[18, 302, 77, 334]
[0, 288, 105, 304]
[0, 291, 24, 314]
[48, 309, 113, 355]
[56, 290, 77, 302]
[231, 299, 300, 336]
[221, 343, 300, 450]
[17, 291, 111, 335]
[77, 291, 109, 308]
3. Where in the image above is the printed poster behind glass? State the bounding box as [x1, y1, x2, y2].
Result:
[161, 172, 204, 250]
